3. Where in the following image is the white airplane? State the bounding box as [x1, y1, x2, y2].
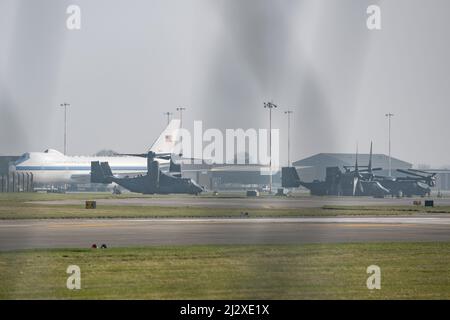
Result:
[12, 119, 181, 185]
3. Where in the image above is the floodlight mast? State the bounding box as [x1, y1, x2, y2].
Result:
[60, 103, 70, 155]
[385, 113, 394, 176]
[264, 102, 277, 194]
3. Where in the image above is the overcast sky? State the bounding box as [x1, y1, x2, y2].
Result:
[1, 0, 450, 167]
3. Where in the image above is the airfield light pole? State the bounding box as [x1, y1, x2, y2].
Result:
[385, 113, 394, 176]
[164, 112, 173, 125]
[176, 107, 186, 128]
[60, 103, 70, 155]
[264, 102, 277, 194]
[176, 107, 186, 156]
[285, 110, 293, 167]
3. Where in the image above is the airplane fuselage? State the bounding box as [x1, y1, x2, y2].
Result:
[110, 173, 202, 195]
[12, 149, 168, 185]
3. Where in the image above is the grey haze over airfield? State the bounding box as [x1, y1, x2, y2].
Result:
[1, 0, 450, 167]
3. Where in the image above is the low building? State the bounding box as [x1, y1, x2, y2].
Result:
[181, 162, 281, 190]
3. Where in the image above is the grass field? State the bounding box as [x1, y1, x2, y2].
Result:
[0, 243, 449, 299]
[1, 192, 450, 219]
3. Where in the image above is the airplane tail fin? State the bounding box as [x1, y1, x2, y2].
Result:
[149, 119, 181, 154]
[100, 162, 113, 177]
[91, 161, 105, 183]
[281, 167, 301, 188]
[91, 161, 112, 184]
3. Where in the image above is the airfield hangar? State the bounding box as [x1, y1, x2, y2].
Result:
[292, 153, 412, 182]
[292, 153, 450, 191]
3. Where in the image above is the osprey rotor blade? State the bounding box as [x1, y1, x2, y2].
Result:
[353, 176, 358, 196]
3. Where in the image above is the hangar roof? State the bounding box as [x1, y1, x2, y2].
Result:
[293, 153, 412, 169]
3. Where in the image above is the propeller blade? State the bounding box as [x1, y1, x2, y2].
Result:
[353, 176, 358, 196]
[409, 169, 437, 177]
[118, 152, 172, 160]
[397, 169, 417, 176]
[359, 167, 381, 172]
[397, 169, 427, 178]
[119, 153, 148, 158]
[409, 168, 431, 174]
[345, 165, 369, 168]
[358, 180, 364, 193]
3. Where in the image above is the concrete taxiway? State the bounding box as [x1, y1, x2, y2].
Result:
[1, 217, 450, 251]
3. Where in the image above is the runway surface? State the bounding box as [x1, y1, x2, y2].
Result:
[32, 196, 450, 209]
[1, 217, 450, 250]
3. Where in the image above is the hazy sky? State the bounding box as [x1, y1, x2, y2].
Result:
[1, 0, 450, 167]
